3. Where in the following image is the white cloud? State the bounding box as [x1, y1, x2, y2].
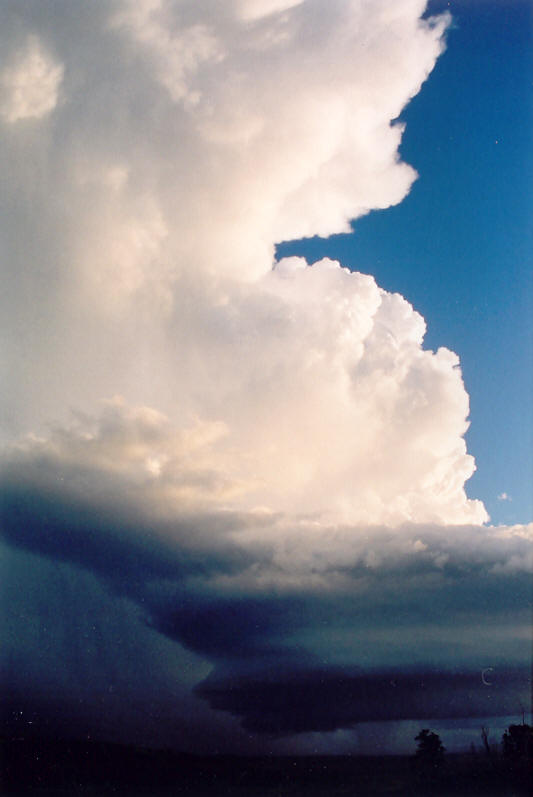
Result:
[236, 0, 305, 22]
[109, 0, 223, 107]
[5, 263, 486, 526]
[0, 0, 491, 536]
[0, 34, 63, 123]
[0, 1, 480, 534]
[498, 491, 511, 501]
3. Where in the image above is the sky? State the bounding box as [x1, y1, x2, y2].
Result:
[1, 0, 532, 756]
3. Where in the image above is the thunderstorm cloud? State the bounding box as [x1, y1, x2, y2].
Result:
[1, 0, 531, 752]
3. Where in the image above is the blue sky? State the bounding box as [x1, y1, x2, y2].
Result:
[277, 0, 533, 526]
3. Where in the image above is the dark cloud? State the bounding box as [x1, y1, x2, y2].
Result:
[0, 471, 254, 599]
[196, 666, 530, 735]
[149, 593, 295, 660]
[2, 464, 531, 745]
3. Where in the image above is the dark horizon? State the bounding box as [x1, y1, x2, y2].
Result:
[2, 729, 532, 796]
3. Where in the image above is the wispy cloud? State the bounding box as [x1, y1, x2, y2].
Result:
[498, 492, 512, 502]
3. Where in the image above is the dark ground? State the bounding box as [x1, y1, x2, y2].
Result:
[1, 736, 531, 796]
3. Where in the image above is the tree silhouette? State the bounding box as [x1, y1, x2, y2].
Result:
[480, 726, 497, 770]
[501, 723, 533, 791]
[502, 723, 532, 763]
[413, 729, 445, 781]
[415, 729, 445, 760]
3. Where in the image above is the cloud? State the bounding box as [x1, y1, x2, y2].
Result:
[1, 0, 450, 439]
[1, 0, 529, 750]
[1, 416, 531, 738]
[196, 667, 528, 734]
[3, 321, 487, 527]
[0, 540, 241, 753]
[0, 34, 63, 122]
[236, 0, 305, 22]
[498, 492, 511, 502]
[1, 407, 530, 587]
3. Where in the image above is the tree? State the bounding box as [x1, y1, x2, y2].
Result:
[501, 723, 533, 791]
[502, 723, 533, 763]
[481, 726, 495, 765]
[413, 729, 445, 780]
[415, 729, 445, 760]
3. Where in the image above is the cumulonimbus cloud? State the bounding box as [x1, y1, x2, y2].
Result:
[1, 0, 530, 747]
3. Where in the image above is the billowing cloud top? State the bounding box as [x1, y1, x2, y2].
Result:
[1, 0, 482, 526]
[4, 0, 451, 437]
[1, 0, 530, 750]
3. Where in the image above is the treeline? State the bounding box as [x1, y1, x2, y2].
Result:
[412, 723, 532, 794]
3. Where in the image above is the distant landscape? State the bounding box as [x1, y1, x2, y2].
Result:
[1, 731, 531, 796]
